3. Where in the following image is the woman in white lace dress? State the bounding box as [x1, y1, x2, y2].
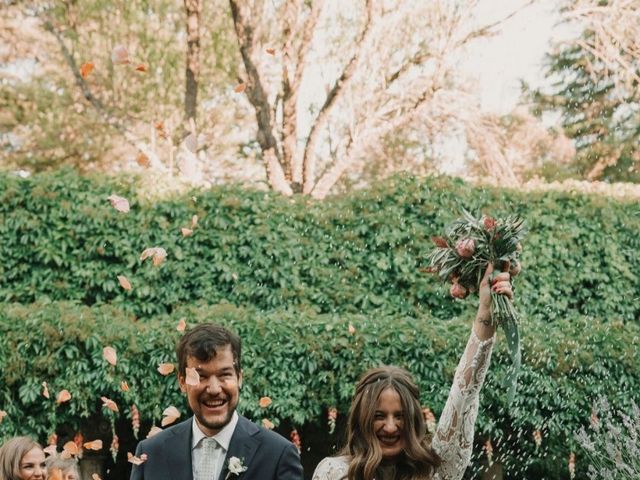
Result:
[312, 264, 513, 480]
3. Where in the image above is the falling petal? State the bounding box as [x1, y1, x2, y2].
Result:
[262, 419, 274, 429]
[83, 440, 103, 451]
[103, 346, 117, 366]
[56, 389, 72, 404]
[127, 452, 148, 465]
[176, 318, 186, 332]
[147, 426, 162, 438]
[42, 381, 50, 399]
[101, 396, 119, 413]
[111, 45, 130, 65]
[259, 397, 272, 408]
[234, 83, 247, 93]
[80, 62, 94, 79]
[120, 381, 130, 392]
[107, 194, 130, 213]
[181, 228, 193, 237]
[185, 367, 200, 386]
[157, 363, 175, 375]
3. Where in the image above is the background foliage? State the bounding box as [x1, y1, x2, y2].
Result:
[0, 302, 638, 479]
[1, 169, 639, 478]
[0, 169, 638, 321]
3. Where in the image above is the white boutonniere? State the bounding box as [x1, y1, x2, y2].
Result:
[225, 456, 248, 479]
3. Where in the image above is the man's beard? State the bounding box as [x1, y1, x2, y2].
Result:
[197, 402, 236, 431]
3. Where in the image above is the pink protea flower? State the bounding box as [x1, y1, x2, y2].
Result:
[450, 283, 467, 299]
[455, 238, 475, 258]
[483, 216, 497, 230]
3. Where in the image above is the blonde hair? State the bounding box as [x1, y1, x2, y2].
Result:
[46, 455, 80, 479]
[0, 436, 43, 480]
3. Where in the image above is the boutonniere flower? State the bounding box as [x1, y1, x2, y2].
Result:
[225, 456, 248, 479]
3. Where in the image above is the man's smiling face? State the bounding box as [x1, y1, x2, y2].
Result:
[179, 344, 242, 436]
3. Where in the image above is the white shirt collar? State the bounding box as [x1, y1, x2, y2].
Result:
[191, 411, 239, 451]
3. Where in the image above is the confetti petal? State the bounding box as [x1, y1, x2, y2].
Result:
[107, 194, 130, 213]
[92, 474, 103, 480]
[43, 445, 57, 456]
[176, 318, 186, 332]
[181, 228, 193, 237]
[83, 440, 103, 451]
[161, 405, 181, 427]
[259, 396, 272, 408]
[234, 83, 247, 93]
[117, 275, 132, 291]
[80, 62, 94, 79]
[101, 396, 119, 413]
[265, 48, 275, 56]
[191, 215, 198, 227]
[127, 452, 148, 465]
[136, 152, 151, 168]
[185, 367, 200, 386]
[56, 389, 72, 404]
[262, 418, 274, 429]
[62, 441, 80, 458]
[135, 63, 147, 72]
[120, 381, 130, 392]
[103, 346, 117, 366]
[348, 324, 356, 335]
[0, 410, 7, 423]
[42, 381, 50, 399]
[146, 426, 162, 438]
[157, 363, 175, 375]
[111, 45, 130, 65]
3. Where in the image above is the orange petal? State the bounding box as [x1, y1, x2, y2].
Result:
[117, 275, 132, 291]
[62, 441, 79, 457]
[152, 248, 167, 266]
[185, 367, 200, 386]
[120, 381, 130, 392]
[265, 48, 275, 56]
[176, 318, 186, 332]
[234, 83, 247, 93]
[101, 396, 119, 413]
[162, 406, 180, 418]
[50, 468, 63, 480]
[259, 396, 272, 408]
[83, 439, 103, 451]
[146, 426, 162, 438]
[92, 474, 103, 480]
[107, 194, 130, 213]
[0, 410, 7, 422]
[56, 389, 72, 404]
[103, 346, 117, 366]
[348, 324, 356, 335]
[43, 445, 57, 456]
[80, 62, 94, 79]
[157, 363, 175, 375]
[135, 63, 147, 72]
[161, 416, 179, 427]
[181, 227, 193, 237]
[111, 45, 130, 65]
[42, 381, 50, 399]
[136, 152, 150, 168]
[262, 418, 275, 429]
[127, 452, 148, 465]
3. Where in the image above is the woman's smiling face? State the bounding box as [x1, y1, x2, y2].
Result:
[373, 388, 406, 459]
[18, 447, 46, 480]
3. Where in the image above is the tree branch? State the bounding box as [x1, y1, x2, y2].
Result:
[43, 18, 167, 172]
[302, 0, 375, 194]
[229, 0, 292, 195]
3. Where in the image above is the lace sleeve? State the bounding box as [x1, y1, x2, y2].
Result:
[432, 329, 496, 480]
[311, 456, 349, 480]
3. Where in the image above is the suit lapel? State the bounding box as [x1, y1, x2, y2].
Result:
[165, 417, 194, 480]
[218, 416, 259, 480]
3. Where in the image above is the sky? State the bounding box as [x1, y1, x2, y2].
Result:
[461, 0, 575, 114]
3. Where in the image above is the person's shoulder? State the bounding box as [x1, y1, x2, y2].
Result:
[137, 418, 192, 452]
[312, 456, 349, 479]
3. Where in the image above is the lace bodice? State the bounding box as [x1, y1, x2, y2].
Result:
[312, 329, 495, 480]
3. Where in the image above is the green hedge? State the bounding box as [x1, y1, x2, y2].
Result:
[0, 169, 639, 321]
[1, 303, 638, 479]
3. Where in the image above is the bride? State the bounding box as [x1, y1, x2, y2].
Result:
[312, 264, 513, 480]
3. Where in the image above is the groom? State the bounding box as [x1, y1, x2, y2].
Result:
[129, 323, 303, 480]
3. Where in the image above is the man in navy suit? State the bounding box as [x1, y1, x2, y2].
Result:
[130, 323, 303, 480]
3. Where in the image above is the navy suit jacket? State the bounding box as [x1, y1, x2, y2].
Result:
[129, 415, 303, 480]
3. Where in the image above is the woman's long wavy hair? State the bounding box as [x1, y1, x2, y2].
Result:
[340, 366, 441, 480]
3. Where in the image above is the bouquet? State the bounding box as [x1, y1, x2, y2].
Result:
[426, 210, 526, 402]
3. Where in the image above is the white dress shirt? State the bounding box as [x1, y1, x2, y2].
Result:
[192, 411, 239, 480]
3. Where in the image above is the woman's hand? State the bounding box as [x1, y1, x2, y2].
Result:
[475, 262, 513, 340]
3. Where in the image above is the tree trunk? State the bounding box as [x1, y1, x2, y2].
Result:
[184, 0, 201, 127]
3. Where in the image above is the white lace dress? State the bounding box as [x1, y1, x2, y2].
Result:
[312, 329, 495, 480]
